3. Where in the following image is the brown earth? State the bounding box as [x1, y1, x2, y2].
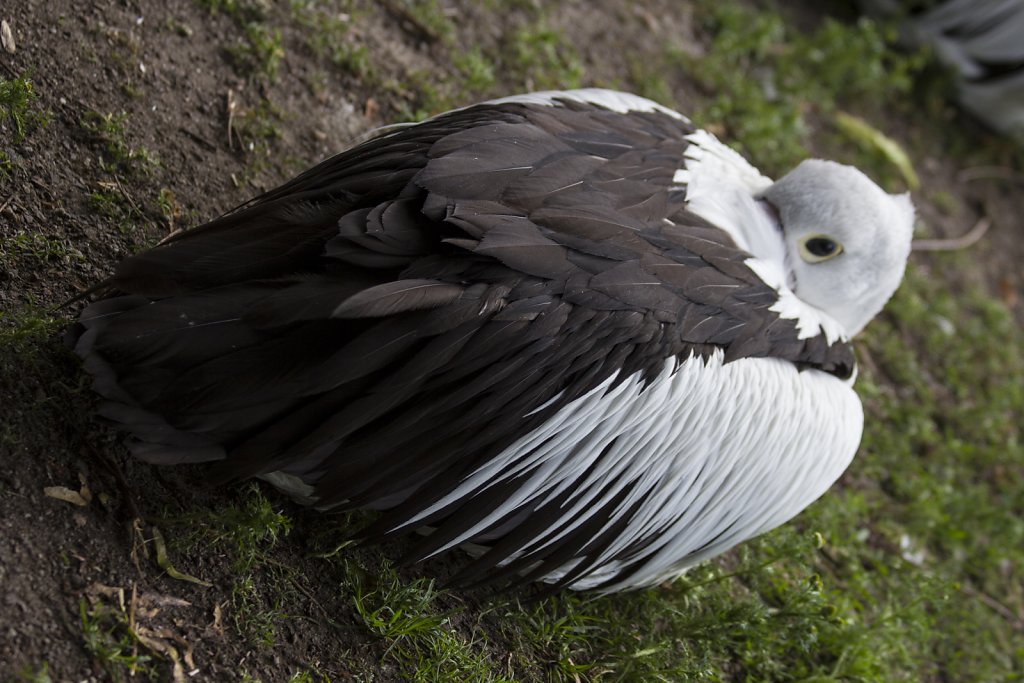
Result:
[1, 0, 1022, 681]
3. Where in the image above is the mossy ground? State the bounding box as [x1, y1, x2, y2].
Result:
[1, 0, 1022, 680]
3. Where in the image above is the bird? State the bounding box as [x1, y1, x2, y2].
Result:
[70, 88, 914, 592]
[858, 0, 1024, 137]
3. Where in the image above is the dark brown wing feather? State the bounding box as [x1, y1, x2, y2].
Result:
[71, 96, 856, 586]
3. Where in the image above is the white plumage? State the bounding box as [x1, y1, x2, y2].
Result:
[404, 351, 863, 591]
[74, 89, 914, 591]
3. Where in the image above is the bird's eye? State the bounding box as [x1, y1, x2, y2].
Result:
[798, 234, 844, 263]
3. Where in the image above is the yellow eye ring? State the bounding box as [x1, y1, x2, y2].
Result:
[798, 234, 844, 263]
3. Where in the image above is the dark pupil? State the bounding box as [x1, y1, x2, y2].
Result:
[806, 237, 837, 257]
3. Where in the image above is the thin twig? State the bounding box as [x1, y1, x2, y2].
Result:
[113, 175, 144, 218]
[226, 88, 236, 150]
[129, 583, 139, 664]
[957, 166, 1024, 185]
[156, 228, 185, 246]
[912, 217, 991, 252]
[83, 440, 146, 521]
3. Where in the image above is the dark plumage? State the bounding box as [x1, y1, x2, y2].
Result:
[71, 90, 905, 592]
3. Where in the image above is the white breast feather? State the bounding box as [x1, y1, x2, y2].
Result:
[359, 350, 858, 591]
[265, 351, 861, 590]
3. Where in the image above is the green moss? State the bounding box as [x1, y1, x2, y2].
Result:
[454, 48, 498, 99]
[16, 662, 52, 683]
[505, 19, 584, 92]
[0, 308, 63, 354]
[829, 263, 1024, 681]
[80, 111, 157, 176]
[685, 5, 926, 175]
[198, 0, 284, 81]
[0, 74, 50, 144]
[162, 484, 295, 646]
[349, 561, 511, 682]
[231, 97, 289, 185]
[196, 0, 268, 22]
[87, 184, 144, 234]
[396, 0, 456, 45]
[227, 22, 285, 81]
[385, 73, 451, 122]
[0, 231, 85, 267]
[291, 0, 373, 80]
[155, 187, 182, 226]
[627, 55, 676, 111]
[234, 98, 284, 152]
[79, 600, 158, 681]
[0, 149, 13, 182]
[287, 670, 331, 683]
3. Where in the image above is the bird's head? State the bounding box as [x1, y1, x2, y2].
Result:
[760, 159, 915, 337]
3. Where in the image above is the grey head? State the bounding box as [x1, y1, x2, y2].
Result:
[760, 159, 915, 337]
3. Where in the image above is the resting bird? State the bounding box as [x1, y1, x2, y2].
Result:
[72, 89, 914, 592]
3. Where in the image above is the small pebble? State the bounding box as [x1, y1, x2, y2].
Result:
[1, 19, 14, 53]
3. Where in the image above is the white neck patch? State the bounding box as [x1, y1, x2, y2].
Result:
[675, 130, 847, 344]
